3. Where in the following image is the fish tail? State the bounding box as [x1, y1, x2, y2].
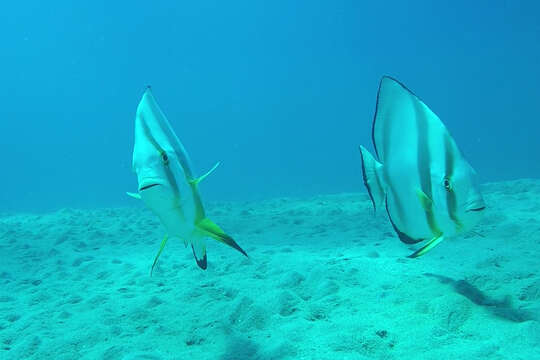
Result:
[196, 218, 248, 257]
[359, 145, 385, 212]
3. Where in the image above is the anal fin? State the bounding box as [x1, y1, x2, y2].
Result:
[385, 197, 424, 244]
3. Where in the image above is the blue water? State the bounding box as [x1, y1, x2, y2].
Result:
[1, 0, 539, 212]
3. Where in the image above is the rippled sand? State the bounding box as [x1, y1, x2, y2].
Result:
[1, 179, 539, 359]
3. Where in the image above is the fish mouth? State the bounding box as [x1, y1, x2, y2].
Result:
[465, 197, 486, 212]
[139, 183, 161, 191]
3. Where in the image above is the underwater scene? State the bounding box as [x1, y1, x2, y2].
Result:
[1, 1, 540, 359]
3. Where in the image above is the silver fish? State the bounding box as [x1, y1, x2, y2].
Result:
[128, 87, 247, 273]
[360, 76, 485, 257]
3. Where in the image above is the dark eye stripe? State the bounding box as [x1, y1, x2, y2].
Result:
[140, 117, 180, 198]
[444, 135, 461, 229]
[140, 116, 165, 154]
[413, 100, 441, 237]
[163, 161, 180, 197]
[145, 93, 195, 179]
[415, 103, 432, 199]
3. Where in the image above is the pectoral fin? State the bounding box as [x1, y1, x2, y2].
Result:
[408, 235, 444, 258]
[189, 161, 221, 185]
[150, 234, 169, 276]
[416, 189, 443, 237]
[196, 218, 248, 257]
[416, 189, 432, 211]
[126, 192, 142, 200]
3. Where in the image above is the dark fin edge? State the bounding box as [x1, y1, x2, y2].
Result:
[385, 197, 424, 244]
[197, 218, 248, 258]
[408, 246, 426, 258]
[371, 78, 384, 160]
[407, 236, 444, 258]
[191, 244, 207, 270]
[359, 146, 376, 212]
[380, 76, 427, 111]
[217, 233, 248, 258]
[372, 75, 427, 160]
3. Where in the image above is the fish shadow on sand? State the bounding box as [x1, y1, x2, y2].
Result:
[219, 336, 291, 360]
[219, 337, 259, 360]
[425, 273, 537, 322]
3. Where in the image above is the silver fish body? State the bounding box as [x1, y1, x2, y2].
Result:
[360, 76, 485, 257]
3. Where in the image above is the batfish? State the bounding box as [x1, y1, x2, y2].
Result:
[128, 87, 247, 273]
[360, 76, 485, 257]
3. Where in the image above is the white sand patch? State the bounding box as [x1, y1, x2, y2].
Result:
[1, 179, 539, 359]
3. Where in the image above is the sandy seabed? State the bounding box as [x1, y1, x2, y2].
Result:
[1, 179, 539, 360]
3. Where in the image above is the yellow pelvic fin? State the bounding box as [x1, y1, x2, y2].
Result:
[189, 161, 221, 186]
[126, 192, 142, 200]
[408, 235, 444, 258]
[196, 217, 248, 257]
[416, 189, 433, 212]
[150, 234, 169, 276]
[416, 188, 442, 237]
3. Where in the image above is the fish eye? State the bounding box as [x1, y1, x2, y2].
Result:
[161, 152, 169, 164]
[443, 178, 451, 191]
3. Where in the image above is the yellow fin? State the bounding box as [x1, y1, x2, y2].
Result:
[150, 234, 169, 276]
[416, 189, 433, 212]
[196, 218, 248, 257]
[408, 235, 444, 258]
[189, 161, 221, 185]
[416, 188, 443, 237]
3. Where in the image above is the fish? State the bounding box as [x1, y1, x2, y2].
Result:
[359, 76, 486, 257]
[127, 86, 248, 273]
